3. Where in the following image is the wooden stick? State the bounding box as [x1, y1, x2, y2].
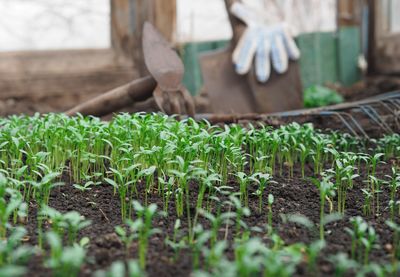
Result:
[65, 76, 157, 117]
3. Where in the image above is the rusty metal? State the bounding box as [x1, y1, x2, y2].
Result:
[359, 105, 393, 134]
[66, 22, 195, 117]
[194, 91, 400, 138]
[143, 22, 195, 116]
[318, 111, 369, 138]
[200, 48, 258, 114]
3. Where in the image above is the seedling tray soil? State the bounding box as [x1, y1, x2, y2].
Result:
[0, 113, 399, 277]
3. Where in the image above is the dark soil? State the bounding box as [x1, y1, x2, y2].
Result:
[21, 158, 399, 277]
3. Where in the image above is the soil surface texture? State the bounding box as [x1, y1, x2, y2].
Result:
[22, 158, 399, 276]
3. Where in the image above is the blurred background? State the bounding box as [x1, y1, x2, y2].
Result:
[0, 0, 400, 116]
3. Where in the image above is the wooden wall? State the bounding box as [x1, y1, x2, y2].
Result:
[111, 0, 176, 74]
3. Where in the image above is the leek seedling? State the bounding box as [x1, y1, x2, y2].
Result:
[0, 226, 35, 270]
[346, 216, 366, 261]
[297, 143, 311, 178]
[157, 175, 174, 213]
[45, 231, 86, 277]
[0, 176, 26, 239]
[202, 240, 228, 270]
[95, 260, 145, 277]
[305, 240, 325, 274]
[361, 188, 373, 216]
[39, 206, 91, 245]
[194, 171, 221, 224]
[168, 156, 200, 238]
[311, 135, 327, 175]
[72, 175, 101, 192]
[386, 220, 400, 261]
[131, 201, 159, 269]
[328, 253, 358, 277]
[368, 176, 383, 214]
[235, 172, 250, 207]
[228, 195, 250, 236]
[262, 243, 304, 277]
[369, 153, 385, 177]
[252, 173, 274, 213]
[234, 238, 265, 276]
[115, 219, 140, 257]
[267, 194, 274, 234]
[62, 211, 91, 245]
[386, 167, 400, 221]
[31, 171, 63, 208]
[361, 225, 377, 264]
[105, 165, 140, 220]
[191, 224, 211, 269]
[345, 217, 377, 263]
[330, 156, 359, 214]
[311, 175, 336, 240]
[39, 206, 65, 237]
[164, 219, 187, 262]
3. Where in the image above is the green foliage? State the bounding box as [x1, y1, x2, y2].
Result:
[95, 260, 145, 277]
[311, 174, 337, 240]
[115, 201, 159, 269]
[304, 85, 344, 108]
[0, 227, 35, 272]
[0, 113, 398, 275]
[45, 231, 87, 277]
[345, 217, 378, 263]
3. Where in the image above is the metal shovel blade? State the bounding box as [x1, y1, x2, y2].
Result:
[143, 22, 184, 91]
[142, 22, 195, 116]
[200, 48, 258, 113]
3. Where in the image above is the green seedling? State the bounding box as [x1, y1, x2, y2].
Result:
[45, 231, 87, 277]
[346, 217, 377, 263]
[132, 201, 159, 269]
[311, 175, 337, 240]
[164, 219, 187, 262]
[328, 253, 358, 277]
[228, 195, 250, 236]
[386, 167, 400, 221]
[235, 172, 251, 207]
[95, 260, 145, 277]
[305, 240, 326, 274]
[267, 194, 274, 234]
[62, 211, 91, 245]
[0, 175, 27, 239]
[386, 220, 400, 261]
[0, 226, 35, 270]
[251, 172, 275, 213]
[191, 224, 211, 269]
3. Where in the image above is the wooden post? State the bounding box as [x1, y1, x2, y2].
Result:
[152, 0, 176, 42]
[111, 0, 176, 75]
[338, 0, 362, 26]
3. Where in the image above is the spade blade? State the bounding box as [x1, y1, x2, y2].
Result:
[142, 22, 184, 91]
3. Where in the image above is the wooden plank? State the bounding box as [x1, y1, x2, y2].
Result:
[111, 0, 134, 66]
[111, 0, 177, 74]
[0, 49, 118, 75]
[152, 0, 176, 42]
[371, 0, 400, 73]
[338, 0, 362, 26]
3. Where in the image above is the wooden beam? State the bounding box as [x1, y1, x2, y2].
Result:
[111, 0, 134, 66]
[338, 0, 362, 26]
[110, 0, 177, 75]
[152, 0, 176, 42]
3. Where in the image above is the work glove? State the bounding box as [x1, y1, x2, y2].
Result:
[231, 2, 301, 83]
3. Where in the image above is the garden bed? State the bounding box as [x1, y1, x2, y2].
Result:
[1, 114, 399, 276]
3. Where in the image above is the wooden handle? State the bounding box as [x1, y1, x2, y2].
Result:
[65, 76, 157, 117]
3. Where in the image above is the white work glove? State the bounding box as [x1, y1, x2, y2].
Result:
[231, 2, 301, 83]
